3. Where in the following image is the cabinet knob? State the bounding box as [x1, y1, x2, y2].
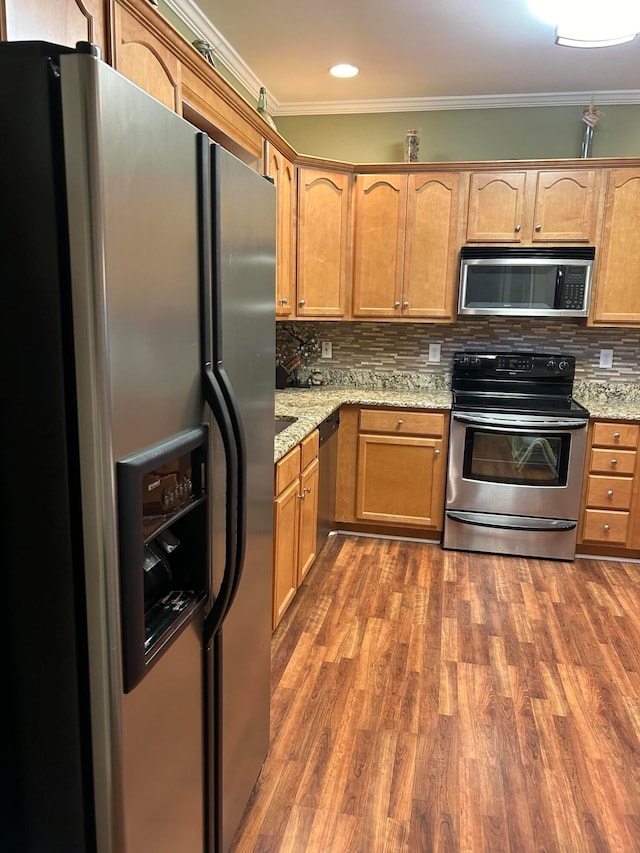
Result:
[611, 459, 618, 466]
[614, 432, 621, 440]
[304, 486, 311, 494]
[604, 524, 611, 532]
[434, 449, 440, 456]
[403, 301, 409, 308]
[297, 493, 306, 500]
[299, 299, 306, 306]
[394, 301, 401, 308]
[397, 419, 404, 426]
[608, 489, 614, 497]
[535, 224, 542, 232]
[514, 224, 521, 232]
[279, 297, 288, 304]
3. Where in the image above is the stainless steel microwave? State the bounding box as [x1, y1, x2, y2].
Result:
[458, 247, 595, 318]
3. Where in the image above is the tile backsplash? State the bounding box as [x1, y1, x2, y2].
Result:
[276, 319, 640, 385]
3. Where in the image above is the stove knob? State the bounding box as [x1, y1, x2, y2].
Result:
[461, 356, 470, 367]
[470, 356, 481, 367]
[558, 360, 569, 371]
[546, 358, 556, 371]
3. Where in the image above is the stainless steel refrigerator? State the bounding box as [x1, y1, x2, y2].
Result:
[1, 41, 274, 853]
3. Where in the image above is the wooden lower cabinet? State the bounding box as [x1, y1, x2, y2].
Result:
[336, 405, 448, 535]
[273, 430, 319, 628]
[578, 419, 640, 553]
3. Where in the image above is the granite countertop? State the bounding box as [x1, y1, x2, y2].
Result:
[274, 381, 640, 463]
[274, 387, 451, 461]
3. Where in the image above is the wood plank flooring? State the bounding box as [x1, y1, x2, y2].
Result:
[229, 535, 640, 852]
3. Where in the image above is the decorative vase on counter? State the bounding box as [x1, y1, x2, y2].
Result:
[257, 87, 277, 130]
[404, 129, 420, 163]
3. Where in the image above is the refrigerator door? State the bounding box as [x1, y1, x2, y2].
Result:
[60, 53, 206, 852]
[206, 145, 276, 853]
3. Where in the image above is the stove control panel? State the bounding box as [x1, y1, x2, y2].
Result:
[453, 352, 576, 379]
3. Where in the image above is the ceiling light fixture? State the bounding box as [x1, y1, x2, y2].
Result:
[329, 63, 359, 78]
[529, 0, 640, 47]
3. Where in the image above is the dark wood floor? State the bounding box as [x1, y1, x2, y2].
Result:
[229, 535, 640, 852]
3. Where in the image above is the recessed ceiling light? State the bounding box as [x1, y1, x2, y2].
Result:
[330, 64, 359, 78]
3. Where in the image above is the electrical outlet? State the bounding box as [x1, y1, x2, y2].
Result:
[599, 348, 614, 369]
[321, 341, 332, 359]
[428, 343, 442, 363]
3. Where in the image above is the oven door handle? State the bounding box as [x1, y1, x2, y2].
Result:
[446, 511, 577, 532]
[452, 413, 588, 430]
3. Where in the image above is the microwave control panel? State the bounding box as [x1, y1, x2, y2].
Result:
[559, 266, 587, 311]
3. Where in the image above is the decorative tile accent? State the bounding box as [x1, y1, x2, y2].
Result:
[277, 319, 640, 385]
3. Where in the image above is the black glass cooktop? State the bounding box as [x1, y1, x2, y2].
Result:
[453, 391, 589, 419]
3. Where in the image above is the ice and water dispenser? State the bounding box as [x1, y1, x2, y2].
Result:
[117, 427, 208, 692]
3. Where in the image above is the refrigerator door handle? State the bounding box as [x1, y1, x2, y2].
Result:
[197, 134, 247, 640]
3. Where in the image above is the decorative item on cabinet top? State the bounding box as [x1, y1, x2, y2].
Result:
[404, 129, 420, 163]
[192, 39, 217, 67]
[257, 87, 277, 130]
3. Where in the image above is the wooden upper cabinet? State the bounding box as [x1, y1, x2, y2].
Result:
[267, 148, 296, 317]
[113, 1, 180, 112]
[297, 168, 351, 317]
[352, 174, 407, 317]
[3, 0, 107, 54]
[591, 169, 640, 327]
[466, 171, 526, 242]
[352, 171, 460, 321]
[404, 172, 460, 320]
[531, 169, 598, 242]
[466, 168, 598, 244]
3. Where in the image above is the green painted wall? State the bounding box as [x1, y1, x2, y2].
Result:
[275, 105, 640, 162]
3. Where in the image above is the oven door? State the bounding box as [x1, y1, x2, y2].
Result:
[446, 411, 588, 519]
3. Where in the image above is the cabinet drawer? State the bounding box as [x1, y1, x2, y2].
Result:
[582, 509, 629, 544]
[585, 474, 633, 510]
[592, 422, 639, 449]
[301, 429, 319, 469]
[359, 409, 445, 437]
[275, 446, 301, 494]
[589, 447, 636, 475]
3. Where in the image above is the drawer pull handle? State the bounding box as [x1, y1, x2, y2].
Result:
[614, 432, 621, 440]
[611, 459, 618, 466]
[608, 489, 614, 497]
[604, 524, 610, 532]
[397, 419, 404, 426]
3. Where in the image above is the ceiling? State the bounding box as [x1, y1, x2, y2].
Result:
[167, 0, 640, 114]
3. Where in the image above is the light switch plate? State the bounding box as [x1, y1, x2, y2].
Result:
[321, 341, 332, 359]
[428, 343, 442, 363]
[599, 348, 614, 369]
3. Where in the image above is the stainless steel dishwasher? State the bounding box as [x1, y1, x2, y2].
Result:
[317, 411, 340, 552]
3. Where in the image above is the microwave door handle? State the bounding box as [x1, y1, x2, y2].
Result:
[554, 265, 565, 309]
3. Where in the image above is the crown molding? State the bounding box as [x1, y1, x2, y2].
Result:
[275, 90, 640, 115]
[160, 2, 640, 116]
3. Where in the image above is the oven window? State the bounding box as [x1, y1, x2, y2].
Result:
[463, 428, 571, 486]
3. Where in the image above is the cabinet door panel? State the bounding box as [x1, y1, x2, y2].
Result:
[532, 170, 598, 242]
[4, 0, 106, 53]
[404, 172, 459, 319]
[297, 458, 319, 585]
[466, 172, 526, 242]
[352, 174, 406, 317]
[113, 2, 180, 112]
[297, 169, 350, 317]
[268, 148, 296, 317]
[356, 434, 444, 527]
[591, 170, 640, 326]
[273, 479, 299, 628]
